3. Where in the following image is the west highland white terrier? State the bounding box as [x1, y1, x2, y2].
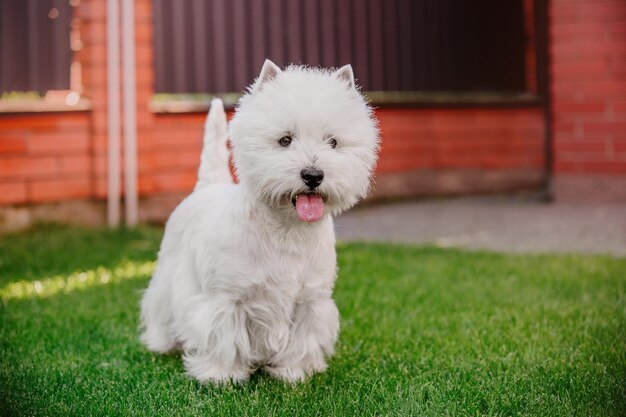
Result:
[140, 59, 379, 384]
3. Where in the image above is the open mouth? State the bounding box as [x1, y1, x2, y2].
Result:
[291, 193, 325, 222]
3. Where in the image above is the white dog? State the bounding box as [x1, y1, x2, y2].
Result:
[140, 60, 379, 384]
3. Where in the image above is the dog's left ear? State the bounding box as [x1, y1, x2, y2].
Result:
[252, 59, 282, 93]
[334, 64, 355, 90]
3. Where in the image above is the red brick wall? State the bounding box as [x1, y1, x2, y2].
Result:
[128, 107, 546, 201]
[0, 112, 92, 205]
[377, 108, 545, 173]
[76, 0, 110, 199]
[0, 0, 547, 219]
[551, 0, 626, 177]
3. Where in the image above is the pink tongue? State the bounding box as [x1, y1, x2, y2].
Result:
[295, 194, 324, 222]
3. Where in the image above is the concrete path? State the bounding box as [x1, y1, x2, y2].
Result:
[334, 197, 626, 257]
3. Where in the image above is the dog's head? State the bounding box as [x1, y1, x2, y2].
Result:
[229, 60, 379, 222]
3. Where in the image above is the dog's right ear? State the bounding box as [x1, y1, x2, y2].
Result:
[252, 59, 282, 93]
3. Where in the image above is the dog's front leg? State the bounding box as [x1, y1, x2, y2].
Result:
[265, 297, 339, 383]
[177, 294, 252, 384]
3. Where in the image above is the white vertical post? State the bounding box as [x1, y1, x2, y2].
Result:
[107, 0, 120, 227]
[122, 0, 138, 226]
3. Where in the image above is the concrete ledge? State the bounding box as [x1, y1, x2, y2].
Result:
[0, 194, 190, 233]
[0, 200, 106, 234]
[371, 168, 546, 200]
[0, 168, 550, 233]
[138, 193, 187, 224]
[553, 174, 626, 203]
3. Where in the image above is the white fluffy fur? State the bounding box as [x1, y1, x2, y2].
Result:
[140, 60, 379, 384]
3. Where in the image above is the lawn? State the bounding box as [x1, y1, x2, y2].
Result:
[1, 225, 625, 416]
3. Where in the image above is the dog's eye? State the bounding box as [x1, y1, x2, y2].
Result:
[278, 135, 292, 147]
[329, 138, 337, 149]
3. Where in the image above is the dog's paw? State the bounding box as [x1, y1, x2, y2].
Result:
[264, 365, 308, 383]
[184, 355, 250, 385]
[264, 359, 327, 384]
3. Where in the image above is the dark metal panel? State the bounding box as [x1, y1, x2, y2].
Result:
[211, 0, 229, 92]
[171, 0, 187, 92]
[423, 0, 439, 90]
[53, 0, 70, 90]
[153, 0, 529, 96]
[367, 0, 385, 91]
[319, 0, 336, 68]
[232, 0, 249, 89]
[285, 0, 302, 65]
[192, 0, 210, 92]
[437, 0, 453, 91]
[266, 0, 284, 66]
[249, 0, 267, 78]
[396, 0, 414, 91]
[351, 0, 369, 88]
[153, 0, 166, 93]
[303, 0, 321, 67]
[28, 0, 41, 91]
[411, 0, 427, 91]
[0, 0, 71, 94]
[382, 0, 399, 91]
[336, 0, 352, 67]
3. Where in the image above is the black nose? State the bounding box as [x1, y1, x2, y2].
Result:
[301, 168, 324, 189]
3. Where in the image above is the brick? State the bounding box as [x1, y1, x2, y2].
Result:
[551, 47, 626, 64]
[0, 157, 58, 180]
[93, 179, 108, 199]
[135, 1, 152, 19]
[554, 130, 621, 142]
[144, 171, 197, 193]
[552, 0, 624, 4]
[0, 115, 58, 130]
[0, 113, 88, 132]
[613, 139, 626, 151]
[136, 112, 156, 130]
[552, 83, 626, 101]
[28, 133, 90, 154]
[76, 1, 106, 20]
[92, 154, 108, 177]
[0, 182, 27, 205]
[588, 121, 626, 131]
[553, 101, 608, 113]
[59, 155, 92, 176]
[29, 178, 91, 203]
[551, 4, 626, 25]
[136, 21, 153, 43]
[0, 136, 27, 154]
[84, 65, 107, 85]
[377, 154, 436, 173]
[90, 112, 108, 132]
[92, 133, 108, 152]
[138, 176, 156, 194]
[81, 44, 107, 64]
[78, 22, 106, 38]
[141, 129, 203, 151]
[551, 28, 607, 45]
[552, 61, 610, 77]
[138, 150, 200, 174]
[555, 160, 626, 174]
[556, 140, 609, 152]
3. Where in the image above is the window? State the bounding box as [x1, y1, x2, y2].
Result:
[153, 0, 529, 100]
[0, 0, 72, 95]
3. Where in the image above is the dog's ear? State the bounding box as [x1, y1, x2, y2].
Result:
[252, 59, 282, 93]
[334, 64, 355, 90]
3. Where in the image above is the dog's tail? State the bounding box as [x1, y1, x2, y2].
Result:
[195, 98, 233, 190]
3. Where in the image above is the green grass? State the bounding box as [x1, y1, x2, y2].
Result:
[1, 224, 625, 416]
